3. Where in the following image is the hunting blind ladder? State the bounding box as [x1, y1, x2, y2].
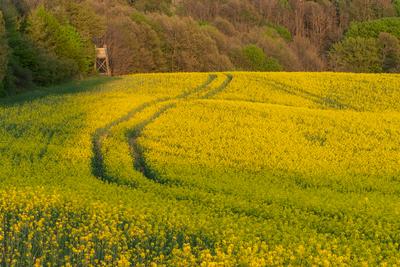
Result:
[95, 45, 111, 76]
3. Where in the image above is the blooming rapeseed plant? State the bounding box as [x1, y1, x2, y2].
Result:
[1, 72, 400, 265]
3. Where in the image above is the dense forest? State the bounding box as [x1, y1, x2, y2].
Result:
[0, 0, 400, 96]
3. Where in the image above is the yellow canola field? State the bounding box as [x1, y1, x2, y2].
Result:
[216, 72, 400, 112]
[1, 72, 400, 266]
[140, 100, 400, 193]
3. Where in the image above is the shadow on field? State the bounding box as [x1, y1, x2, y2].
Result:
[0, 76, 121, 108]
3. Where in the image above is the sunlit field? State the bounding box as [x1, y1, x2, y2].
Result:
[1, 72, 400, 266]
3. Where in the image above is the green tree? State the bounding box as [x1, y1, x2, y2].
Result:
[63, 2, 105, 40]
[346, 18, 400, 39]
[379, 32, 400, 73]
[27, 6, 90, 75]
[239, 44, 282, 71]
[0, 11, 8, 96]
[1, 2, 36, 93]
[329, 37, 382, 73]
[62, 1, 105, 72]
[394, 0, 400, 16]
[265, 23, 292, 42]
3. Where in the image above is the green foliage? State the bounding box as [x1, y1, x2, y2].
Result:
[330, 17, 400, 73]
[329, 37, 383, 73]
[0, 2, 96, 93]
[27, 6, 90, 74]
[379, 32, 400, 73]
[0, 1, 106, 95]
[63, 2, 105, 40]
[278, 0, 290, 8]
[395, 0, 400, 16]
[198, 20, 210, 27]
[346, 17, 400, 39]
[1, 4, 35, 92]
[61, 2, 105, 69]
[0, 11, 7, 96]
[241, 44, 283, 71]
[131, 10, 150, 25]
[266, 23, 292, 42]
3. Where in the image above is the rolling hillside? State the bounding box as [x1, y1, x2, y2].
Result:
[1, 72, 400, 265]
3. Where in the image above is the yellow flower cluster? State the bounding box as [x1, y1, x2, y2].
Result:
[1, 72, 400, 265]
[141, 100, 400, 193]
[4, 188, 374, 266]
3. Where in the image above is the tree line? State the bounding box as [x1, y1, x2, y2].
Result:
[1, 0, 400, 96]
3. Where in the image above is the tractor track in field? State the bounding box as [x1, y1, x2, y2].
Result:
[91, 73, 233, 186]
[91, 74, 216, 185]
[128, 103, 177, 182]
[202, 74, 233, 99]
[262, 79, 357, 111]
[127, 74, 233, 184]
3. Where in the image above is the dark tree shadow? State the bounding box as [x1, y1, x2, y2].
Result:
[0, 76, 121, 108]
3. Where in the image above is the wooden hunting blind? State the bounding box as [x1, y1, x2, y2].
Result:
[95, 45, 111, 76]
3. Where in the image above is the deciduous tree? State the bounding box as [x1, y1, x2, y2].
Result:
[0, 11, 8, 95]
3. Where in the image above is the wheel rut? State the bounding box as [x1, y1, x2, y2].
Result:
[128, 74, 233, 186]
[128, 103, 176, 182]
[91, 74, 233, 186]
